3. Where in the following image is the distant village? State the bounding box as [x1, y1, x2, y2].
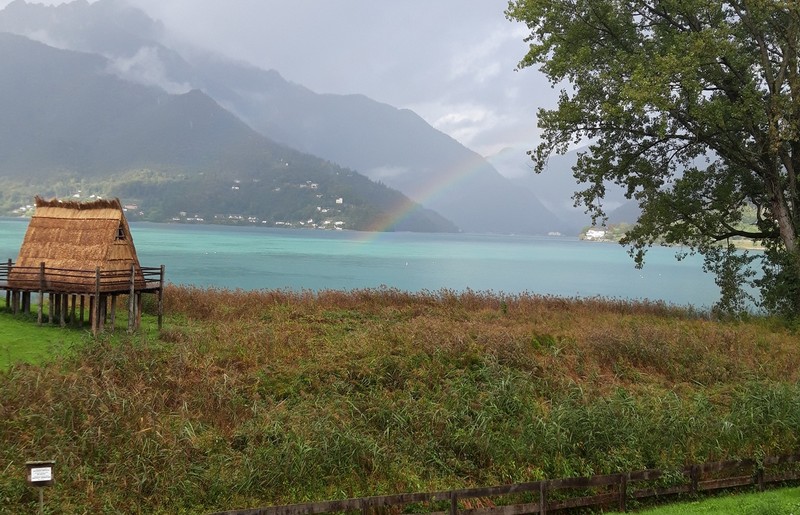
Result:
[580, 224, 632, 242]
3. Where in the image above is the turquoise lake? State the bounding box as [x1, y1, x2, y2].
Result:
[0, 218, 721, 309]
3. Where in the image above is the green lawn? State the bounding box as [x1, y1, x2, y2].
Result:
[0, 308, 87, 369]
[610, 487, 800, 514]
[0, 298, 159, 369]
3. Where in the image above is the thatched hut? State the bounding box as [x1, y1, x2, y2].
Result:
[2, 196, 164, 333]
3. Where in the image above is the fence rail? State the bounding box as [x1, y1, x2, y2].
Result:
[213, 453, 800, 515]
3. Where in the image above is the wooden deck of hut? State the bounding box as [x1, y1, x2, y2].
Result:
[0, 197, 164, 334]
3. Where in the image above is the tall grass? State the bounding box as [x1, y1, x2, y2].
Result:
[1, 286, 799, 513]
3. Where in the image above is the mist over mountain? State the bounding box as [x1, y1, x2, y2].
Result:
[0, 0, 568, 235]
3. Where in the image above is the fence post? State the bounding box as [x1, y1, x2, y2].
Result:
[539, 480, 548, 515]
[690, 465, 699, 495]
[755, 462, 765, 492]
[618, 473, 627, 512]
[449, 491, 458, 515]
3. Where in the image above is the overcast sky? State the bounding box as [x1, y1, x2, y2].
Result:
[1, 0, 560, 160]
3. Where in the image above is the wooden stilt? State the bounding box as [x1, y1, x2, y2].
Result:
[5, 259, 11, 311]
[70, 295, 77, 326]
[60, 293, 68, 327]
[110, 295, 117, 332]
[157, 265, 165, 331]
[136, 293, 143, 330]
[128, 263, 136, 334]
[37, 262, 45, 325]
[92, 267, 101, 336]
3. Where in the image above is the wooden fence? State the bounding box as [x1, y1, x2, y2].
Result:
[213, 453, 800, 515]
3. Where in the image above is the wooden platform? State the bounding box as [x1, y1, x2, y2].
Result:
[0, 260, 164, 334]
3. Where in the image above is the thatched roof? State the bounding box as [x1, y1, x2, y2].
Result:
[9, 196, 145, 291]
[32, 196, 124, 211]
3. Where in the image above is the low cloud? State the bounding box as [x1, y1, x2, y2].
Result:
[22, 29, 68, 49]
[106, 46, 192, 94]
[367, 165, 411, 181]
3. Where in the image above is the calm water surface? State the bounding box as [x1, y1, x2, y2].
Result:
[0, 219, 719, 309]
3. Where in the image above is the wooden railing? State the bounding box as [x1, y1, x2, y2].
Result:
[0, 260, 163, 293]
[213, 453, 800, 515]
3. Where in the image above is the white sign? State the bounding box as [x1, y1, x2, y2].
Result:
[30, 467, 52, 482]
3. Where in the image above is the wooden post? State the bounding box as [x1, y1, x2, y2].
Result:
[60, 294, 67, 327]
[128, 263, 135, 334]
[80, 295, 85, 324]
[92, 267, 101, 336]
[38, 262, 45, 325]
[618, 473, 627, 512]
[539, 481, 547, 515]
[48, 293, 54, 324]
[99, 295, 106, 332]
[755, 463, 765, 492]
[70, 295, 77, 326]
[449, 491, 458, 515]
[157, 264, 165, 330]
[4, 258, 10, 310]
[136, 293, 143, 329]
[110, 295, 117, 332]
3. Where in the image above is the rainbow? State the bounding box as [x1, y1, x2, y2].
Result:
[358, 152, 498, 240]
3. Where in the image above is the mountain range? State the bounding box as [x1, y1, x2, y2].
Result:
[0, 0, 588, 235]
[0, 31, 461, 232]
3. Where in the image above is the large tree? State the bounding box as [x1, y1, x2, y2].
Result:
[507, 0, 800, 316]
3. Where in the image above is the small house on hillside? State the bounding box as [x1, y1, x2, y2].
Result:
[1, 196, 164, 334]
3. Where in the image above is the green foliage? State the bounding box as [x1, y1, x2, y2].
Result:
[507, 1, 800, 317]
